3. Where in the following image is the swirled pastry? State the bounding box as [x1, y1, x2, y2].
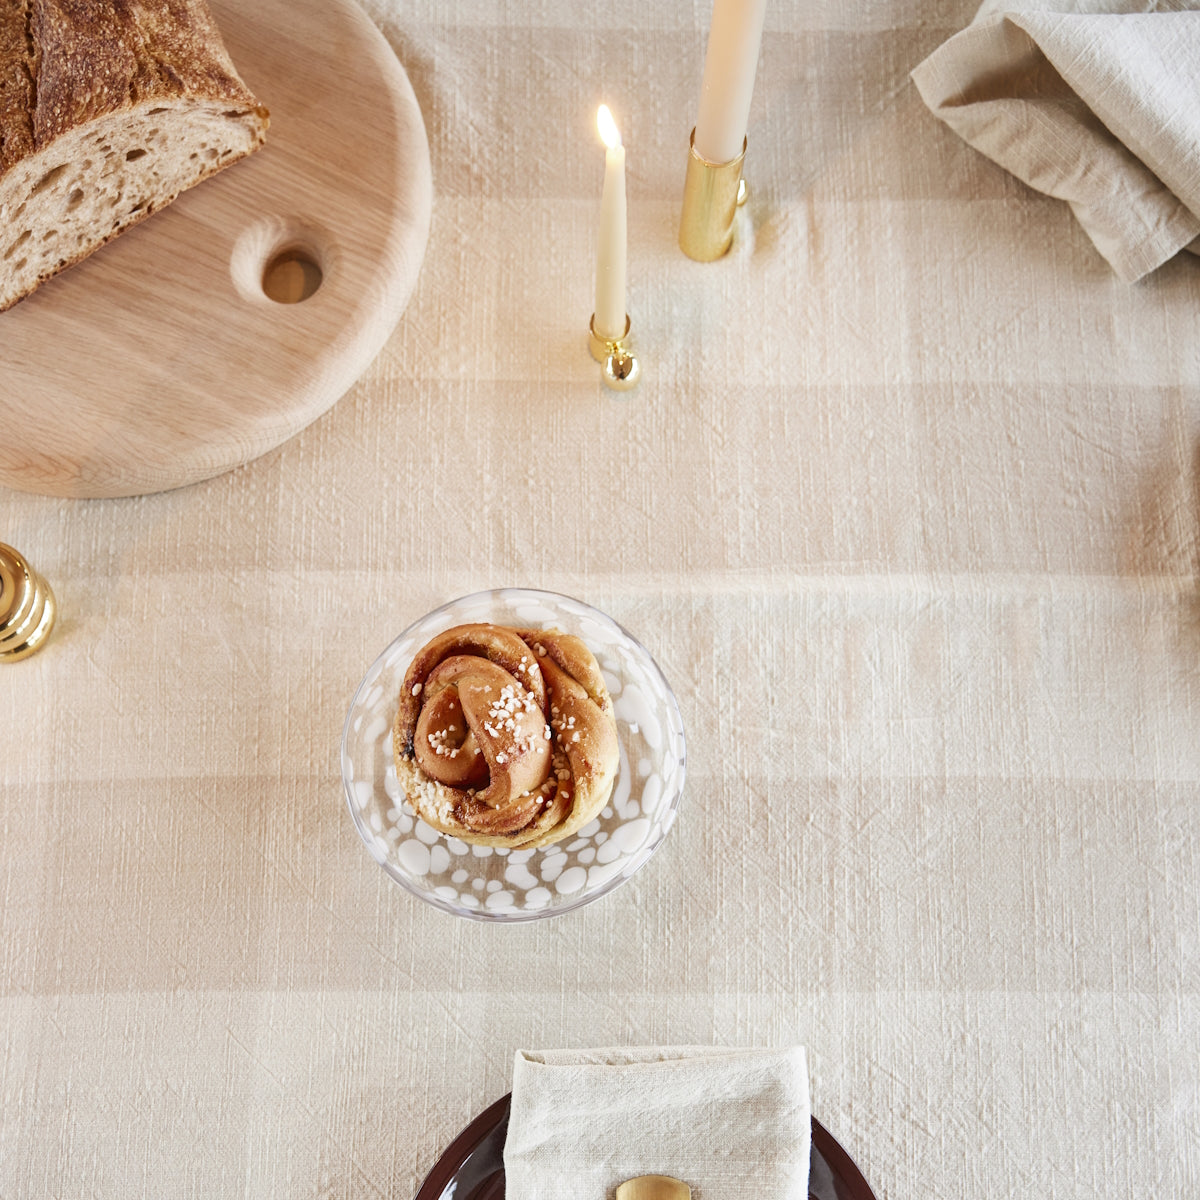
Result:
[392, 623, 619, 848]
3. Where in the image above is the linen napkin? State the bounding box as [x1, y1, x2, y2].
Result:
[503, 1046, 811, 1200]
[911, 1, 1200, 281]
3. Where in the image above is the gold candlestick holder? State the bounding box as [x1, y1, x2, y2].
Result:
[588, 313, 641, 391]
[678, 130, 748, 261]
[0, 543, 57, 661]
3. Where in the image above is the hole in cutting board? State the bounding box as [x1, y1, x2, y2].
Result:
[230, 218, 337, 307]
[262, 248, 323, 303]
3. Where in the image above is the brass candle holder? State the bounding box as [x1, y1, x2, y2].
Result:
[588, 313, 641, 391]
[0, 543, 57, 661]
[678, 130, 748, 261]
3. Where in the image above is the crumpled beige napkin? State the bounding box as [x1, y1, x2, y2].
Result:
[503, 1046, 811, 1200]
[912, 1, 1200, 281]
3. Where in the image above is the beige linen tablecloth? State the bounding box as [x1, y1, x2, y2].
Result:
[3, 2, 1199, 1198]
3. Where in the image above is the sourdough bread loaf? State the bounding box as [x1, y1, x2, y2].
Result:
[0, 0, 268, 311]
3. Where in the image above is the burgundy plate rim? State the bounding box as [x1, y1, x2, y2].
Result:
[415, 1092, 877, 1200]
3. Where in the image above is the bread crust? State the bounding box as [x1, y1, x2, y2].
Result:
[1, 0, 264, 175]
[0, 4, 40, 169]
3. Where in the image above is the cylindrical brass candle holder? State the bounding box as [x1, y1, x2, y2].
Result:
[0, 543, 57, 661]
[678, 130, 748, 261]
[588, 313, 641, 391]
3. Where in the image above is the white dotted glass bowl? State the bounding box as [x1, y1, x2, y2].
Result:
[341, 589, 687, 922]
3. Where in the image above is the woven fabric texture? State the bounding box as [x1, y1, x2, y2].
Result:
[913, 1, 1200, 280]
[2, 2, 1199, 1198]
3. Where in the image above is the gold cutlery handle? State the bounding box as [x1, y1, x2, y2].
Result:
[616, 1176, 692, 1200]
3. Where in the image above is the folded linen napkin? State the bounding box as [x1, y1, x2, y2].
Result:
[911, 1, 1200, 281]
[503, 1046, 811, 1200]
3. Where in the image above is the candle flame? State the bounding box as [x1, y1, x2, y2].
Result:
[596, 104, 621, 149]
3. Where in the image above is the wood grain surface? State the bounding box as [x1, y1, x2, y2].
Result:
[0, 0, 431, 498]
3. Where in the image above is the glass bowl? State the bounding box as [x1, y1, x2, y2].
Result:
[341, 588, 687, 921]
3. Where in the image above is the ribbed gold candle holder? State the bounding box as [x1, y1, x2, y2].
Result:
[0, 543, 57, 661]
[678, 129, 748, 261]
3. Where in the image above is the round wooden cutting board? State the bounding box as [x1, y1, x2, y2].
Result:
[0, 0, 432, 498]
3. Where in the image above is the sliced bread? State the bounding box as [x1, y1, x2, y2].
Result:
[0, 0, 268, 311]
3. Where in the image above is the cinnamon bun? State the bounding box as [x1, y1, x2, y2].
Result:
[392, 623, 620, 848]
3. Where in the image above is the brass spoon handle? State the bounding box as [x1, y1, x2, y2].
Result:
[616, 1176, 692, 1200]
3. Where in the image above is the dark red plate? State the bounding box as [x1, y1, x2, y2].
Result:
[415, 1093, 877, 1200]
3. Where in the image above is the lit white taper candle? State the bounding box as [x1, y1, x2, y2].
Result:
[694, 0, 767, 165]
[594, 104, 627, 342]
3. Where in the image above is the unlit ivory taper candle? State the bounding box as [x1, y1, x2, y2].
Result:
[694, 0, 767, 165]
